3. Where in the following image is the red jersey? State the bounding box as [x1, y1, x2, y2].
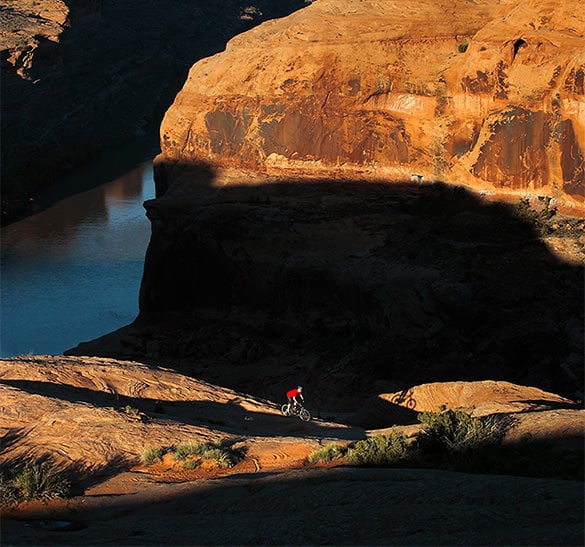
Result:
[287, 388, 302, 398]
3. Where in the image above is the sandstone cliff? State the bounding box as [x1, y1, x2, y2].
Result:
[0, 0, 307, 224]
[3, 4, 584, 539]
[69, 0, 584, 414]
[159, 0, 584, 209]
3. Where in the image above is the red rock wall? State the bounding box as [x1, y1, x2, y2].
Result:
[159, 0, 585, 210]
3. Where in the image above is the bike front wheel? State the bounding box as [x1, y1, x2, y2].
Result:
[299, 408, 311, 421]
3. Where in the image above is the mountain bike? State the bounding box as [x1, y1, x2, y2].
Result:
[280, 403, 311, 421]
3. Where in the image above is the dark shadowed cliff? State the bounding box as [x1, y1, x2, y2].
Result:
[69, 167, 585, 410]
[0, 0, 308, 225]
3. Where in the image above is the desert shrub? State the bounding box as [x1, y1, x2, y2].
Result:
[346, 430, 415, 466]
[198, 441, 243, 469]
[0, 471, 20, 507]
[173, 442, 206, 461]
[458, 42, 469, 53]
[307, 443, 347, 464]
[173, 441, 243, 469]
[414, 408, 520, 474]
[413, 408, 581, 478]
[201, 446, 238, 468]
[181, 459, 202, 470]
[140, 446, 169, 466]
[123, 405, 140, 416]
[416, 408, 511, 454]
[0, 463, 71, 505]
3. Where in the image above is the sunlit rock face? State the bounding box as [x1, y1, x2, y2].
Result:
[160, 0, 584, 209]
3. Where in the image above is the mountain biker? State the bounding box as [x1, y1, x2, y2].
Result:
[286, 386, 304, 413]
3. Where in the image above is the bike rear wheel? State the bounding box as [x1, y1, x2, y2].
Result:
[281, 403, 292, 416]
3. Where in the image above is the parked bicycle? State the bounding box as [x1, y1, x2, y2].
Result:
[280, 402, 311, 422]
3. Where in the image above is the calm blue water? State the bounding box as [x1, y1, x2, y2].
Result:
[0, 162, 155, 357]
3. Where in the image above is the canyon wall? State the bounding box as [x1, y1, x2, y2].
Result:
[70, 0, 584, 405]
[0, 0, 307, 224]
[158, 0, 584, 209]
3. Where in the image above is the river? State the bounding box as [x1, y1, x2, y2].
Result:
[0, 155, 156, 357]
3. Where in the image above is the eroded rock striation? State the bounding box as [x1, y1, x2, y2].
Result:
[159, 0, 585, 209]
[1, 358, 583, 546]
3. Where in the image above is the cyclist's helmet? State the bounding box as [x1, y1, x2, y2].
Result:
[298, 386, 303, 391]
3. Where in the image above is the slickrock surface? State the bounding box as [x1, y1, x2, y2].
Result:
[0, 0, 68, 63]
[353, 380, 584, 431]
[1, 356, 584, 546]
[383, 380, 576, 415]
[0, 356, 352, 469]
[159, 0, 584, 210]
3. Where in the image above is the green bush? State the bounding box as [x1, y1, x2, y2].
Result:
[140, 446, 169, 466]
[458, 42, 469, 53]
[346, 430, 415, 466]
[0, 472, 21, 507]
[201, 446, 239, 469]
[123, 405, 140, 416]
[302, 407, 579, 480]
[173, 442, 206, 461]
[196, 441, 243, 469]
[181, 458, 202, 470]
[172, 441, 243, 469]
[416, 408, 511, 454]
[307, 443, 346, 464]
[1, 463, 71, 505]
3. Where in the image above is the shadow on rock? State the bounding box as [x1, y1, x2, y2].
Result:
[68, 160, 584, 410]
[0, 378, 366, 441]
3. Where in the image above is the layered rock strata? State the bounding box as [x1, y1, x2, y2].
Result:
[0, 0, 307, 224]
[159, 0, 585, 209]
